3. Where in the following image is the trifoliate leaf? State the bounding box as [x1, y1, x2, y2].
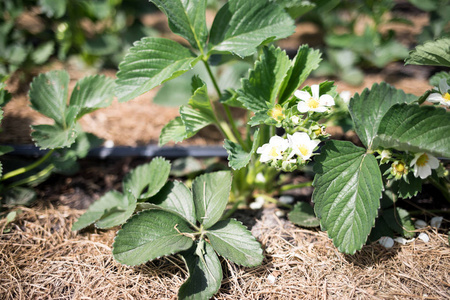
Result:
[179, 241, 222, 300]
[237, 46, 291, 112]
[313, 140, 383, 254]
[115, 37, 201, 102]
[206, 218, 263, 267]
[122, 157, 171, 199]
[150, 0, 208, 51]
[192, 171, 232, 228]
[224, 129, 259, 170]
[70, 75, 115, 119]
[29, 70, 69, 126]
[288, 202, 320, 228]
[405, 37, 450, 67]
[208, 0, 295, 58]
[113, 209, 195, 266]
[149, 181, 197, 226]
[376, 104, 450, 158]
[349, 82, 417, 150]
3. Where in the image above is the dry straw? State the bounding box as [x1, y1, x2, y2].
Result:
[1, 206, 449, 299]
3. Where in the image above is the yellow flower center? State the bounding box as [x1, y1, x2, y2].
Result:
[298, 145, 309, 157]
[307, 98, 320, 109]
[396, 162, 405, 173]
[269, 147, 279, 158]
[444, 92, 450, 102]
[416, 153, 429, 166]
[271, 107, 284, 120]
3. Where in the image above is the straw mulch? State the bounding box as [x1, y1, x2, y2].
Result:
[1, 206, 449, 300]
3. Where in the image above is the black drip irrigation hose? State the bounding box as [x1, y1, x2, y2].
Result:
[8, 144, 229, 159]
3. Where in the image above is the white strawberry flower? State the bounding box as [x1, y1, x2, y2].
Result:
[427, 78, 450, 107]
[287, 132, 320, 161]
[410, 152, 440, 179]
[295, 84, 335, 113]
[256, 136, 289, 163]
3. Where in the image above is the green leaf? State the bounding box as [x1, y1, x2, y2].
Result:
[123, 157, 171, 199]
[206, 218, 263, 266]
[224, 129, 259, 170]
[349, 82, 417, 150]
[70, 75, 115, 119]
[276, 0, 316, 19]
[388, 172, 422, 199]
[187, 77, 215, 120]
[312, 140, 383, 254]
[149, 181, 197, 226]
[29, 70, 69, 126]
[405, 37, 450, 67]
[288, 202, 320, 228]
[38, 0, 67, 18]
[83, 34, 121, 56]
[31, 41, 54, 65]
[72, 190, 128, 231]
[159, 116, 191, 146]
[150, 0, 208, 51]
[95, 193, 137, 229]
[381, 207, 415, 238]
[179, 241, 222, 300]
[113, 209, 194, 266]
[278, 45, 322, 104]
[376, 104, 450, 158]
[237, 46, 291, 112]
[115, 37, 200, 103]
[192, 171, 232, 228]
[429, 71, 450, 87]
[0, 145, 14, 156]
[179, 105, 214, 135]
[31, 124, 78, 149]
[208, 0, 295, 58]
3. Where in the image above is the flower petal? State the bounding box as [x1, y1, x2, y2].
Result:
[439, 78, 449, 94]
[294, 90, 311, 101]
[297, 101, 310, 113]
[319, 94, 335, 107]
[427, 93, 444, 103]
[311, 84, 320, 99]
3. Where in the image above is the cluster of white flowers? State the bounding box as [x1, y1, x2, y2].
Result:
[256, 132, 320, 166]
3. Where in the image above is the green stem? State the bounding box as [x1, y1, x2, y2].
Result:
[1, 149, 55, 181]
[428, 177, 450, 204]
[223, 104, 248, 151]
[279, 181, 312, 193]
[5, 164, 55, 189]
[221, 200, 244, 220]
[202, 59, 222, 98]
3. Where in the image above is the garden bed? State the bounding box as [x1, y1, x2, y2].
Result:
[1, 206, 449, 299]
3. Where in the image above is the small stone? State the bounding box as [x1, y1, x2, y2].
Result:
[379, 236, 394, 248]
[279, 195, 294, 204]
[104, 140, 114, 148]
[430, 216, 443, 229]
[418, 232, 430, 243]
[414, 219, 427, 229]
[267, 274, 276, 284]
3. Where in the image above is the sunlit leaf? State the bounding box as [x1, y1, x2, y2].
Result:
[208, 0, 295, 58]
[207, 218, 263, 266]
[113, 210, 194, 266]
[405, 37, 450, 67]
[116, 37, 201, 102]
[150, 0, 208, 51]
[192, 171, 232, 228]
[31, 124, 78, 149]
[313, 140, 383, 254]
[376, 104, 450, 158]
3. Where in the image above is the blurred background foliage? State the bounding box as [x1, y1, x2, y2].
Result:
[0, 0, 448, 84]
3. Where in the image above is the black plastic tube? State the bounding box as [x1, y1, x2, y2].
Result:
[7, 144, 229, 159]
